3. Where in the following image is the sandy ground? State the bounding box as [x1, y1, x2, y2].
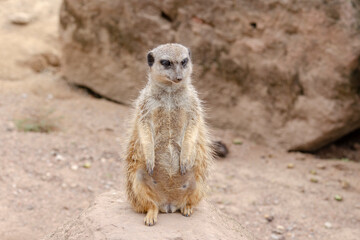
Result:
[0, 1, 359, 239]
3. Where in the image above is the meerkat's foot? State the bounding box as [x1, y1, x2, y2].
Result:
[180, 204, 193, 217]
[144, 208, 158, 226]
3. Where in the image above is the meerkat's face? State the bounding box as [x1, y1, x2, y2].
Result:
[147, 43, 192, 84]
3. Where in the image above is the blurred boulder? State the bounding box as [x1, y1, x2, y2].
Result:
[60, 0, 360, 151]
[44, 191, 253, 240]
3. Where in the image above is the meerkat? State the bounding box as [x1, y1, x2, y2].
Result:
[125, 43, 213, 226]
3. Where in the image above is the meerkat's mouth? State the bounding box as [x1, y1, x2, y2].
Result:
[163, 76, 182, 84]
[171, 78, 183, 83]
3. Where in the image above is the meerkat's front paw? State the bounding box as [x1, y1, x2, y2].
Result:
[146, 160, 155, 176]
[180, 204, 193, 217]
[180, 163, 187, 175]
[180, 153, 195, 175]
[180, 161, 194, 175]
[144, 209, 158, 226]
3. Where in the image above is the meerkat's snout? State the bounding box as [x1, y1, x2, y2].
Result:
[174, 65, 183, 82]
[174, 75, 183, 83]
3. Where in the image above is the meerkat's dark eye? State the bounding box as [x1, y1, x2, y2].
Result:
[160, 60, 171, 68]
[181, 58, 189, 67]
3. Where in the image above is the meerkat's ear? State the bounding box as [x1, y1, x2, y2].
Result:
[147, 52, 155, 67]
[187, 48, 191, 59]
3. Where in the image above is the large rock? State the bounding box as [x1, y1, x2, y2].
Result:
[44, 191, 253, 240]
[59, 0, 360, 151]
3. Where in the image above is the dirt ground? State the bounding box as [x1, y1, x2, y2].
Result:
[0, 1, 359, 240]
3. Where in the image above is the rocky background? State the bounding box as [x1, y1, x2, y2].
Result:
[60, 0, 360, 151]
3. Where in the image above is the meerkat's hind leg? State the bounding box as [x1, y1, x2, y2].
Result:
[180, 182, 203, 217]
[144, 206, 159, 226]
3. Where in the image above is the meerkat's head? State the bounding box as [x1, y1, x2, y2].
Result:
[147, 43, 192, 85]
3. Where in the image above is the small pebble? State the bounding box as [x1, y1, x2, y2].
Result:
[277, 225, 285, 233]
[287, 163, 294, 169]
[232, 139, 243, 145]
[71, 164, 79, 171]
[324, 222, 332, 229]
[10, 12, 32, 25]
[26, 205, 34, 210]
[309, 170, 317, 175]
[55, 154, 65, 161]
[271, 233, 285, 240]
[310, 177, 318, 183]
[273, 225, 285, 234]
[287, 224, 296, 231]
[334, 194, 343, 201]
[6, 122, 15, 132]
[316, 164, 326, 170]
[264, 214, 274, 222]
[83, 162, 92, 168]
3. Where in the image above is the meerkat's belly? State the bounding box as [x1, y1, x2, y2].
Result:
[152, 107, 187, 175]
[140, 166, 196, 212]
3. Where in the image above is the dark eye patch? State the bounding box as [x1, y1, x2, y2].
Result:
[181, 58, 189, 67]
[160, 60, 171, 68]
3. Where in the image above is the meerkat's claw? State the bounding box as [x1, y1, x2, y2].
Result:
[180, 205, 193, 217]
[180, 164, 187, 175]
[144, 209, 158, 226]
[147, 167, 153, 176]
[144, 217, 155, 226]
[146, 162, 154, 176]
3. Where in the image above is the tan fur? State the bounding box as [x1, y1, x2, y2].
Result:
[125, 43, 213, 226]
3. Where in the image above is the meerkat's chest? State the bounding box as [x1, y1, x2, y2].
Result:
[151, 106, 187, 141]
